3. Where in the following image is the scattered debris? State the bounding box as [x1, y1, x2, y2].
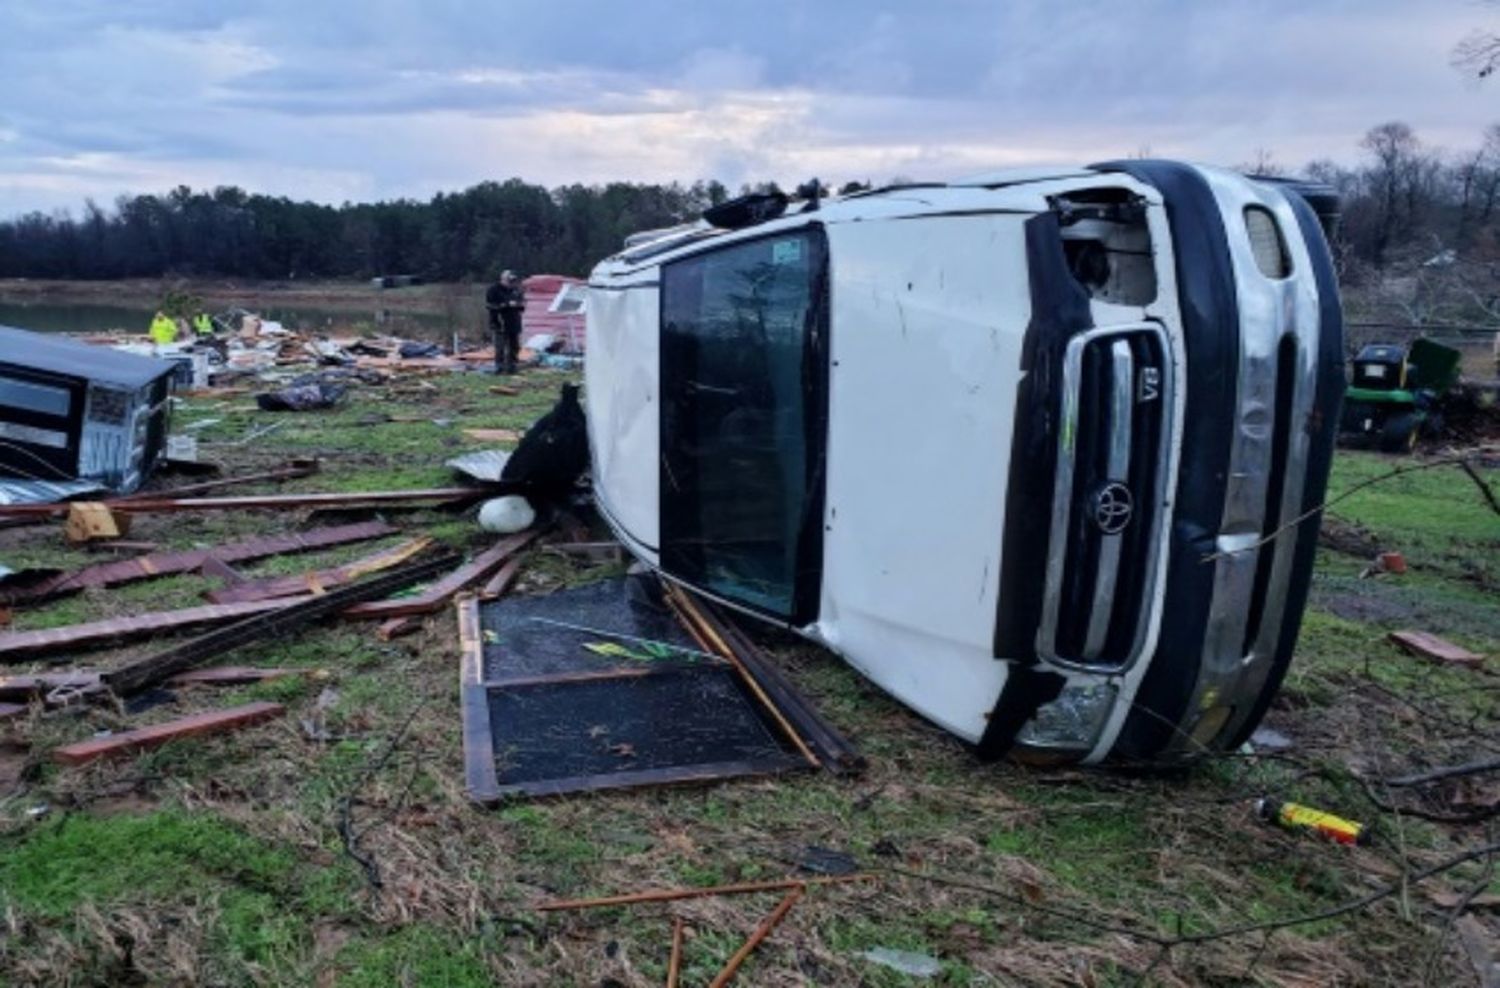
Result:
[344, 530, 539, 620]
[1249, 726, 1295, 751]
[462, 428, 522, 443]
[165, 666, 302, 687]
[536, 874, 871, 911]
[0, 671, 101, 700]
[666, 918, 686, 988]
[103, 554, 459, 696]
[448, 449, 511, 482]
[795, 846, 860, 877]
[1389, 629, 1485, 669]
[0, 520, 396, 605]
[478, 495, 535, 534]
[63, 502, 131, 544]
[375, 616, 421, 641]
[710, 886, 802, 987]
[53, 701, 285, 765]
[0, 324, 175, 501]
[669, 585, 865, 775]
[461, 575, 847, 803]
[1256, 797, 1370, 845]
[205, 536, 432, 604]
[0, 599, 302, 662]
[255, 376, 347, 412]
[859, 947, 943, 978]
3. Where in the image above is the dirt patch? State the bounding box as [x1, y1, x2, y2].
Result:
[0, 740, 32, 793]
[1318, 589, 1418, 625]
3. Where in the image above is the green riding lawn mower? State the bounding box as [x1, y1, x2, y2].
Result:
[1339, 337, 1464, 453]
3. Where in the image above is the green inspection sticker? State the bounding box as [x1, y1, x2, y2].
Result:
[771, 239, 802, 264]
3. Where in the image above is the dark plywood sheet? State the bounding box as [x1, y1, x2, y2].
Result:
[468, 577, 805, 801]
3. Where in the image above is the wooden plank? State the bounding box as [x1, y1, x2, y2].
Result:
[544, 541, 624, 563]
[102, 554, 459, 696]
[0, 461, 320, 518]
[205, 537, 433, 604]
[199, 556, 246, 584]
[463, 428, 522, 443]
[0, 701, 26, 722]
[376, 617, 421, 641]
[0, 599, 305, 662]
[53, 702, 284, 765]
[344, 530, 540, 619]
[1, 521, 398, 605]
[458, 595, 501, 803]
[708, 887, 802, 988]
[166, 666, 299, 686]
[1389, 630, 1485, 669]
[0, 488, 486, 521]
[688, 592, 865, 776]
[668, 587, 819, 770]
[478, 555, 525, 601]
[109, 488, 487, 515]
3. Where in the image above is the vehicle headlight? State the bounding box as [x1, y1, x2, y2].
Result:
[1014, 681, 1117, 750]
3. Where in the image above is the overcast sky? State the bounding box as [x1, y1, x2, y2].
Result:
[1, 1, 1494, 216]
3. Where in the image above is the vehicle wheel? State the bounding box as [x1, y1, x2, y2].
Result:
[1378, 412, 1422, 453]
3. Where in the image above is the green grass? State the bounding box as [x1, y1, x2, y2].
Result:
[334, 925, 493, 988]
[1325, 451, 1500, 585]
[0, 810, 297, 918]
[1, 379, 1496, 985]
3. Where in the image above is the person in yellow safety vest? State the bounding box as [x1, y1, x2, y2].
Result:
[149, 311, 178, 345]
[193, 312, 213, 336]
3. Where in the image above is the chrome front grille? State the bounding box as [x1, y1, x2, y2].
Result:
[1037, 323, 1173, 671]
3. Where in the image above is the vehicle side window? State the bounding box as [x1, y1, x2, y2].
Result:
[659, 228, 828, 620]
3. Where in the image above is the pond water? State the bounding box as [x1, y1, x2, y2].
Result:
[0, 298, 464, 340]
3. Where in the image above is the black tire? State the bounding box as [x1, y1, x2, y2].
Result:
[1378, 412, 1422, 453]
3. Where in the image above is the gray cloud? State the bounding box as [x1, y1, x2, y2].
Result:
[0, 0, 1495, 216]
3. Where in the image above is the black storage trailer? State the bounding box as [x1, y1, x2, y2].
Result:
[0, 325, 175, 494]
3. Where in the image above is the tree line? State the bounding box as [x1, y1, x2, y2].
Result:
[0, 179, 736, 281]
[2, 122, 1500, 285]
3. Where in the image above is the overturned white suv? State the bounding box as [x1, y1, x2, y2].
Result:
[584, 161, 1344, 765]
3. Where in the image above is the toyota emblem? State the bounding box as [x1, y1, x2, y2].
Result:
[1091, 482, 1134, 535]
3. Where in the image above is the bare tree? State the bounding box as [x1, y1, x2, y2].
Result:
[1453, 0, 1500, 79]
[1361, 122, 1421, 266]
[1236, 148, 1285, 177]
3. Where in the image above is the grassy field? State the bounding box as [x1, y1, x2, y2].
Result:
[1, 369, 1497, 986]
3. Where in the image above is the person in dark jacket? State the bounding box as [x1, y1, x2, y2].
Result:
[485, 270, 526, 374]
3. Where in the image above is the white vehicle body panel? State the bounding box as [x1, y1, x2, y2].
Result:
[584, 163, 1341, 762]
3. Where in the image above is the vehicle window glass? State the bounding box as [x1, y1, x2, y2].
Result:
[660, 228, 826, 619]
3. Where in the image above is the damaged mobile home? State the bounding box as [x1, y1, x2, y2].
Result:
[0, 325, 175, 504]
[586, 161, 1344, 765]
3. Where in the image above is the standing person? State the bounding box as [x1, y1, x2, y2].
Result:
[485, 270, 526, 374]
[148, 311, 178, 345]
